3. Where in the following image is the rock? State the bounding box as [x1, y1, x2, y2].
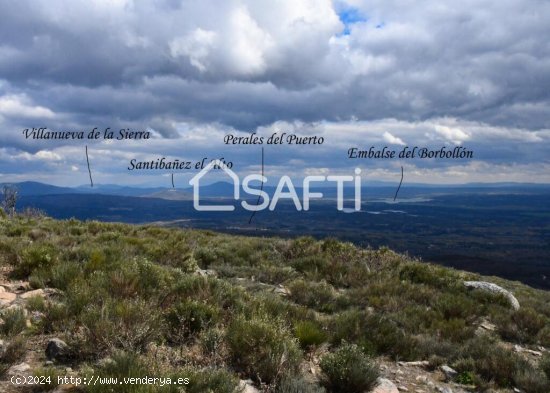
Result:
[238, 379, 260, 393]
[274, 285, 291, 296]
[0, 291, 16, 303]
[437, 387, 453, 393]
[415, 376, 428, 383]
[398, 386, 409, 392]
[196, 268, 217, 277]
[373, 378, 399, 393]
[46, 338, 69, 360]
[7, 362, 30, 375]
[513, 344, 543, 356]
[0, 286, 5, 292]
[440, 365, 458, 380]
[398, 360, 430, 367]
[464, 281, 520, 310]
[20, 288, 45, 299]
[480, 321, 496, 331]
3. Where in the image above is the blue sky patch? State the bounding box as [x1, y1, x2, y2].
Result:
[338, 7, 368, 35]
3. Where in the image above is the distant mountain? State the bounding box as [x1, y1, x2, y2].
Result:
[143, 189, 193, 201]
[4, 180, 550, 200]
[0, 181, 83, 196]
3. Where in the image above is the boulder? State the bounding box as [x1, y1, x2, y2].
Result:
[274, 285, 291, 296]
[463, 281, 520, 310]
[20, 289, 45, 299]
[46, 338, 69, 360]
[440, 365, 458, 381]
[7, 362, 30, 376]
[372, 378, 399, 393]
[238, 379, 260, 393]
[0, 291, 16, 303]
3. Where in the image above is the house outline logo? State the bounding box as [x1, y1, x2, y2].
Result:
[189, 162, 364, 213]
[189, 159, 240, 211]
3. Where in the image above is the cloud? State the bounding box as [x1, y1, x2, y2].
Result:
[0, 94, 56, 119]
[0, 0, 548, 185]
[383, 131, 405, 146]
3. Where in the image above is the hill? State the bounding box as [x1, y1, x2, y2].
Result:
[0, 213, 550, 392]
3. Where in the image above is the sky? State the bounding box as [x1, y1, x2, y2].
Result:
[0, 0, 549, 187]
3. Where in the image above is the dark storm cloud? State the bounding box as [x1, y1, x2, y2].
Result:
[0, 0, 549, 185]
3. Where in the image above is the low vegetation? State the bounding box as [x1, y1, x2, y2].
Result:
[1, 213, 550, 392]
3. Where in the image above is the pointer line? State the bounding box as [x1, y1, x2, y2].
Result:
[86, 145, 94, 187]
[248, 147, 264, 225]
[394, 166, 403, 201]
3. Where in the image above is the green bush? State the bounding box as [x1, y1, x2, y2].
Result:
[165, 300, 220, 343]
[498, 307, 547, 344]
[294, 321, 327, 349]
[200, 327, 225, 356]
[288, 279, 340, 313]
[227, 315, 301, 383]
[540, 353, 550, 379]
[14, 243, 58, 278]
[0, 308, 26, 336]
[277, 375, 326, 393]
[25, 295, 46, 312]
[461, 336, 522, 386]
[399, 263, 458, 289]
[331, 310, 417, 360]
[185, 368, 238, 393]
[320, 343, 379, 393]
[86, 351, 152, 393]
[513, 368, 550, 393]
[0, 337, 26, 376]
[78, 298, 162, 355]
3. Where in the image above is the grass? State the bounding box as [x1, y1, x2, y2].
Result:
[0, 214, 549, 391]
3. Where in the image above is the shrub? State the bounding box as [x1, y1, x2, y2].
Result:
[288, 279, 339, 313]
[276, 375, 326, 393]
[86, 351, 152, 393]
[331, 310, 417, 360]
[513, 368, 550, 393]
[29, 367, 61, 392]
[434, 293, 478, 320]
[0, 308, 26, 336]
[498, 307, 547, 344]
[461, 336, 522, 386]
[78, 298, 162, 356]
[0, 337, 26, 376]
[320, 343, 379, 393]
[227, 315, 301, 384]
[294, 321, 327, 349]
[540, 353, 550, 379]
[200, 327, 225, 356]
[399, 263, 458, 289]
[537, 326, 550, 347]
[430, 318, 475, 342]
[14, 243, 58, 278]
[185, 368, 238, 393]
[165, 300, 220, 343]
[25, 295, 46, 312]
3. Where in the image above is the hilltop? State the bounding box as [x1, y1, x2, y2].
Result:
[0, 212, 549, 392]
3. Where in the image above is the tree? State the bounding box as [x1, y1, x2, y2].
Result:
[2, 185, 18, 216]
